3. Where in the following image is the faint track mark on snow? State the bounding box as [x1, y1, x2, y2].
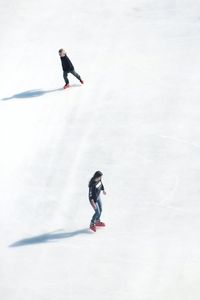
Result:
[157, 134, 200, 149]
[157, 174, 180, 207]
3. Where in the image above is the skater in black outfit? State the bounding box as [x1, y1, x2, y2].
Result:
[88, 171, 107, 232]
[58, 48, 84, 89]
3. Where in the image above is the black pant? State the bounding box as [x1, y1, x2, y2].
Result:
[63, 69, 81, 84]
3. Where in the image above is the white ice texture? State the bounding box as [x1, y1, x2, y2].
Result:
[0, 0, 200, 299]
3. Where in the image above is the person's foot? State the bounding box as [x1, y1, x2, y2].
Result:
[90, 223, 96, 232]
[64, 83, 70, 89]
[96, 220, 106, 227]
[80, 79, 84, 84]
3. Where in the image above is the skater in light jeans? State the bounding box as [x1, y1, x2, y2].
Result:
[88, 171, 107, 232]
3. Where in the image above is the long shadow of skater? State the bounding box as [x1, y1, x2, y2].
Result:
[1, 84, 81, 101]
[9, 228, 91, 248]
[2, 88, 63, 100]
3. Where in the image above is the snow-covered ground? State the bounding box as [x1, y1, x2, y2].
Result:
[1, 0, 200, 299]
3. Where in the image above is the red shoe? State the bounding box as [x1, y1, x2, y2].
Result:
[80, 79, 84, 84]
[90, 223, 96, 232]
[64, 84, 70, 89]
[96, 220, 106, 227]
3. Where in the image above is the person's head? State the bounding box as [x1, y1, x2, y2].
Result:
[93, 170, 103, 182]
[58, 48, 66, 57]
[88, 170, 103, 187]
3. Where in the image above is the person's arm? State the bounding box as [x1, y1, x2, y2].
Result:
[101, 182, 107, 195]
[89, 184, 97, 207]
[90, 199, 97, 210]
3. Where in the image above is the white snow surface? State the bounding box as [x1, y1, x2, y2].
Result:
[1, 0, 200, 299]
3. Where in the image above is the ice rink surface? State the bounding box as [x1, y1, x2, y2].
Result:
[0, 0, 200, 299]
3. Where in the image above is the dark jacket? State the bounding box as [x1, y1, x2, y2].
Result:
[89, 180, 104, 202]
[60, 55, 74, 72]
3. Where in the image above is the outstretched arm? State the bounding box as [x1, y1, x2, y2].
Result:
[101, 182, 107, 195]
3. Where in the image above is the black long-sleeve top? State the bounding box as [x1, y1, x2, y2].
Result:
[89, 180, 104, 202]
[60, 54, 74, 72]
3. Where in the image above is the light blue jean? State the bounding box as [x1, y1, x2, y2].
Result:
[90, 197, 102, 224]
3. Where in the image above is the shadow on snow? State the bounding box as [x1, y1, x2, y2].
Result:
[2, 84, 81, 100]
[9, 228, 92, 247]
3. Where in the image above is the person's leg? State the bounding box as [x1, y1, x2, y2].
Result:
[95, 198, 105, 226]
[90, 201, 101, 225]
[96, 198, 102, 221]
[63, 71, 69, 84]
[70, 69, 83, 83]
